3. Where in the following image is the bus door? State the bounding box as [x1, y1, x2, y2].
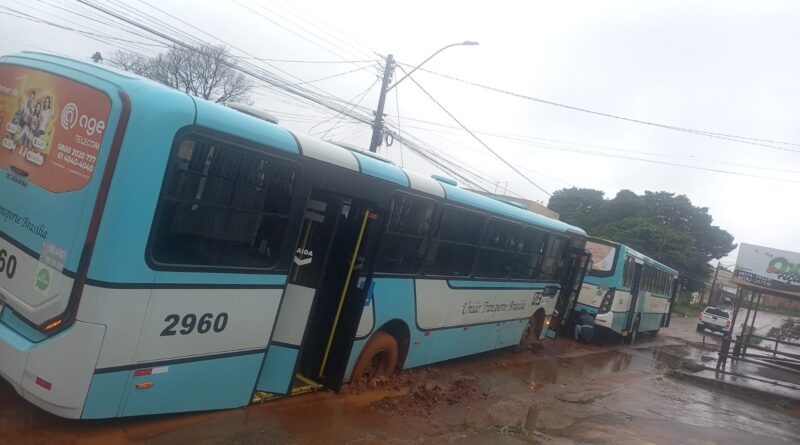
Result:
[663, 277, 679, 328]
[623, 261, 644, 339]
[549, 248, 591, 337]
[259, 189, 379, 395]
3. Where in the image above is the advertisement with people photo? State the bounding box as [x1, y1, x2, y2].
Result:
[0, 65, 111, 193]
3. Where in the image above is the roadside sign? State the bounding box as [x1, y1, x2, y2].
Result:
[733, 243, 800, 298]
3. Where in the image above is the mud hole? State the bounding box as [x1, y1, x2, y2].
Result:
[371, 372, 486, 416]
[341, 370, 416, 395]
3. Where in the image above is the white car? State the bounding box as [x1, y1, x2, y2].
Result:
[697, 307, 731, 333]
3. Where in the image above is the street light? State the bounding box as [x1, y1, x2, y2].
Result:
[387, 40, 479, 92]
[369, 41, 479, 152]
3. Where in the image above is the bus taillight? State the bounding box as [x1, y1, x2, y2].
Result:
[35, 377, 52, 391]
[598, 289, 615, 314]
[44, 319, 62, 331]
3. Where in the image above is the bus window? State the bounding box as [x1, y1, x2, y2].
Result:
[426, 207, 485, 277]
[511, 228, 546, 280]
[622, 256, 635, 288]
[475, 219, 521, 278]
[375, 194, 436, 274]
[151, 136, 297, 269]
[585, 240, 617, 277]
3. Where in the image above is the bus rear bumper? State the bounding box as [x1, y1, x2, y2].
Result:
[594, 311, 613, 327]
[0, 320, 31, 394]
[0, 319, 105, 419]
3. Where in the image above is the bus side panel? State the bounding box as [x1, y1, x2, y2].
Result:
[76, 285, 152, 369]
[639, 293, 669, 332]
[255, 344, 299, 394]
[639, 312, 663, 333]
[87, 89, 195, 284]
[344, 278, 554, 381]
[345, 277, 417, 381]
[415, 280, 541, 331]
[20, 321, 105, 419]
[121, 352, 264, 417]
[82, 370, 129, 419]
[134, 287, 281, 363]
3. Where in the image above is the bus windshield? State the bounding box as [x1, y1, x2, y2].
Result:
[586, 240, 617, 276]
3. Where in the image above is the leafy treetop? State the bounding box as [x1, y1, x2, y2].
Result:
[548, 188, 736, 291]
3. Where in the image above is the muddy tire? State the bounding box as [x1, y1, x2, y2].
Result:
[352, 331, 399, 381]
[521, 310, 546, 345]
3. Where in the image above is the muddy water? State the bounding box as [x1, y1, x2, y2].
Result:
[1, 334, 798, 444]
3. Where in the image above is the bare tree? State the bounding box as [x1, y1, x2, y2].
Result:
[109, 44, 253, 103]
[108, 51, 152, 76]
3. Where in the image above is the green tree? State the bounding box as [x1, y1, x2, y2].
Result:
[548, 188, 735, 291]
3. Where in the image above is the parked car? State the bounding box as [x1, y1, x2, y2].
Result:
[697, 307, 731, 332]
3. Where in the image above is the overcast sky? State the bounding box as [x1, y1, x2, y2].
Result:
[2, 0, 799, 265]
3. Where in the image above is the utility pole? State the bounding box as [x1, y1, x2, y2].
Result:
[708, 262, 721, 306]
[369, 54, 395, 153]
[368, 42, 477, 153]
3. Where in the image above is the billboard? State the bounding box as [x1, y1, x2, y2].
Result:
[0, 64, 111, 193]
[733, 243, 800, 298]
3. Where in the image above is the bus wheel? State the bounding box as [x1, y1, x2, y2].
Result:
[522, 309, 546, 345]
[352, 331, 399, 381]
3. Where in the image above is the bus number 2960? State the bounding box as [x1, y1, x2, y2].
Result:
[160, 312, 228, 336]
[0, 249, 17, 279]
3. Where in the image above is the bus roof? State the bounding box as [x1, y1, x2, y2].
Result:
[2, 51, 586, 238]
[589, 237, 678, 275]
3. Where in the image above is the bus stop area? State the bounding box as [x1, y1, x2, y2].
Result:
[1, 318, 798, 445]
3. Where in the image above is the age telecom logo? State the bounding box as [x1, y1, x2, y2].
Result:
[59, 102, 106, 136]
[60, 102, 79, 130]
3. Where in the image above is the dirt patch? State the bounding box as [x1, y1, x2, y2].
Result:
[340, 370, 416, 395]
[372, 373, 485, 416]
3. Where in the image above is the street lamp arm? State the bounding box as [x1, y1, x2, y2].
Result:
[387, 41, 478, 92]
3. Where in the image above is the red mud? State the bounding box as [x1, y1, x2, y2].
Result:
[372, 373, 484, 416]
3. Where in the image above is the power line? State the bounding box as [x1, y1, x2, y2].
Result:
[317, 78, 380, 138]
[398, 65, 552, 197]
[236, 57, 376, 64]
[270, 64, 378, 88]
[231, 0, 361, 63]
[394, 118, 800, 178]
[0, 36, 72, 58]
[238, 0, 372, 62]
[73, 0, 378, 128]
[260, 0, 377, 60]
[43, 0, 167, 52]
[123, 0, 378, 116]
[394, 86, 405, 168]
[400, 63, 800, 153]
[0, 6, 164, 48]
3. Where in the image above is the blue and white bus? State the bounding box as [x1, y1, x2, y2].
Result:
[569, 238, 679, 342]
[0, 52, 588, 419]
